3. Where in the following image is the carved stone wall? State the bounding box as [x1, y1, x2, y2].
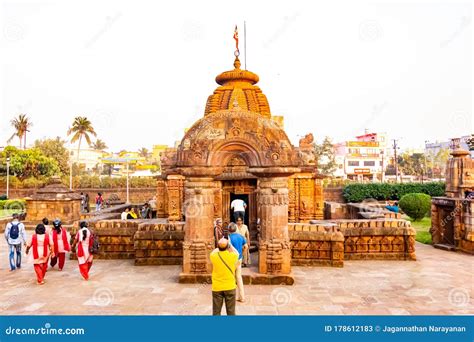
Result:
[288, 174, 323, 223]
[134, 221, 185, 265]
[166, 175, 185, 221]
[181, 178, 217, 277]
[257, 177, 291, 275]
[288, 219, 416, 264]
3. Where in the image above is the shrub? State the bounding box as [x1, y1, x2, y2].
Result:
[0, 199, 27, 212]
[399, 193, 431, 221]
[343, 182, 445, 202]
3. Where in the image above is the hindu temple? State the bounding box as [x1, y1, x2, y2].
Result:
[157, 55, 324, 282]
[61, 48, 417, 285]
[431, 138, 474, 254]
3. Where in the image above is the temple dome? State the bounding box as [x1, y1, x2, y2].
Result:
[204, 57, 271, 117]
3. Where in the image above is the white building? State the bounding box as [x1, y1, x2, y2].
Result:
[69, 147, 106, 171]
[334, 132, 389, 181]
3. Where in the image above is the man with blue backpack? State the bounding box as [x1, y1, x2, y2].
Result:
[4, 213, 27, 271]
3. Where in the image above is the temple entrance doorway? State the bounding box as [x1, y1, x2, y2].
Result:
[230, 193, 249, 227]
[221, 179, 258, 249]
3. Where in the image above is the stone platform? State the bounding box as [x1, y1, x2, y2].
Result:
[1, 239, 472, 315]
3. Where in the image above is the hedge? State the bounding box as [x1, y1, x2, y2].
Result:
[0, 175, 157, 190]
[342, 182, 445, 203]
[0, 199, 26, 212]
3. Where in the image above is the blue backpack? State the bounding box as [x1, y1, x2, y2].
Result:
[9, 223, 19, 240]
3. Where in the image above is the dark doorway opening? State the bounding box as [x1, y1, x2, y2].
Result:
[229, 193, 249, 227]
[440, 207, 455, 246]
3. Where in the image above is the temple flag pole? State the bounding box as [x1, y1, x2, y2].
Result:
[244, 20, 247, 70]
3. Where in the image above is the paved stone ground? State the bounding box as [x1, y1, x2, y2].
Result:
[0, 239, 472, 315]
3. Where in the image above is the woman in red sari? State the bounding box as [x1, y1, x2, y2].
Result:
[26, 224, 54, 285]
[71, 221, 93, 280]
[49, 218, 71, 271]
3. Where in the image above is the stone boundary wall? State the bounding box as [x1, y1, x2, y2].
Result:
[288, 219, 416, 263]
[1, 187, 157, 204]
[324, 201, 401, 220]
[69, 219, 185, 264]
[134, 221, 185, 265]
[289, 226, 344, 267]
[323, 187, 344, 203]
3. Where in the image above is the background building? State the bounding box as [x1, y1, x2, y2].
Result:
[334, 131, 389, 181]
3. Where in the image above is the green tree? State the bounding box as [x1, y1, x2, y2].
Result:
[314, 136, 337, 176]
[398, 152, 425, 177]
[138, 147, 150, 159]
[91, 139, 108, 151]
[67, 117, 97, 162]
[7, 114, 33, 149]
[0, 146, 60, 179]
[34, 137, 70, 175]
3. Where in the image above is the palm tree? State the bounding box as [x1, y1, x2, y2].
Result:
[67, 116, 97, 162]
[7, 114, 32, 149]
[138, 147, 150, 159]
[92, 139, 108, 151]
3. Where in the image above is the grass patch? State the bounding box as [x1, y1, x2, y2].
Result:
[404, 215, 432, 244]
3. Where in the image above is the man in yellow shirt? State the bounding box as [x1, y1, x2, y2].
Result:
[210, 238, 239, 315]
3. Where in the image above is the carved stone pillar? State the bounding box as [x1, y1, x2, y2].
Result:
[166, 175, 185, 221]
[156, 179, 167, 218]
[257, 177, 292, 275]
[180, 177, 217, 281]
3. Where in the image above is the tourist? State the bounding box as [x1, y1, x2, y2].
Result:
[385, 201, 399, 214]
[228, 222, 248, 302]
[42, 217, 51, 234]
[84, 193, 90, 212]
[121, 208, 130, 220]
[236, 217, 251, 267]
[210, 237, 239, 315]
[214, 218, 224, 247]
[4, 213, 27, 271]
[141, 203, 151, 219]
[80, 192, 86, 212]
[128, 208, 138, 219]
[49, 219, 71, 271]
[95, 192, 104, 211]
[230, 198, 247, 222]
[149, 196, 157, 218]
[26, 224, 54, 285]
[71, 221, 94, 280]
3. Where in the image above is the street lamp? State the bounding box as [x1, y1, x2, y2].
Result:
[380, 150, 385, 183]
[126, 160, 130, 204]
[6, 157, 10, 199]
[69, 150, 74, 190]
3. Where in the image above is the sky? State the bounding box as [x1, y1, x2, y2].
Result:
[0, 0, 472, 152]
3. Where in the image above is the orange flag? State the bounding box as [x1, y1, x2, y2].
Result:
[233, 25, 239, 51]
